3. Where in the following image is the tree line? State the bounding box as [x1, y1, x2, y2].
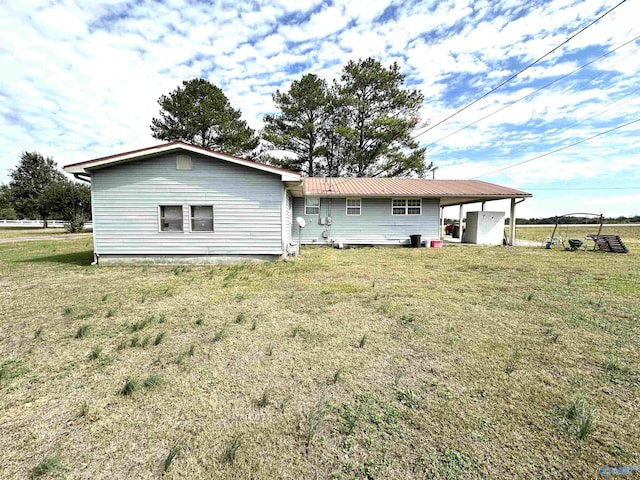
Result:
[150, 57, 432, 178]
[0, 152, 90, 230]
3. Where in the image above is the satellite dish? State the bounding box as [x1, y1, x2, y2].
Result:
[296, 217, 306, 228]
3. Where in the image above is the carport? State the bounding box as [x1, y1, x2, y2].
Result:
[436, 181, 532, 245]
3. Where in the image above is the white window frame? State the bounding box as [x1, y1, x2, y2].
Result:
[391, 198, 422, 216]
[189, 204, 214, 233]
[305, 197, 320, 215]
[158, 204, 184, 233]
[346, 198, 361, 216]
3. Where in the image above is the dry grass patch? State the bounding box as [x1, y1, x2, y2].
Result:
[0, 237, 638, 478]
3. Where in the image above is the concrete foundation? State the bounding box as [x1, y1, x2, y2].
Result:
[95, 254, 283, 265]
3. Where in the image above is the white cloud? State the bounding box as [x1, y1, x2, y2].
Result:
[0, 0, 638, 217]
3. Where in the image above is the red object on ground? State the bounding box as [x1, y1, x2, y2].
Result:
[431, 240, 443, 248]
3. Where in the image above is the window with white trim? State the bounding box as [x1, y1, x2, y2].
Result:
[190, 205, 214, 232]
[346, 198, 361, 216]
[392, 198, 421, 215]
[305, 197, 320, 215]
[160, 205, 183, 232]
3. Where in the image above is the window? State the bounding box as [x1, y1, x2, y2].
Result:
[346, 198, 361, 216]
[392, 198, 421, 216]
[190, 205, 214, 232]
[305, 197, 320, 215]
[160, 205, 183, 232]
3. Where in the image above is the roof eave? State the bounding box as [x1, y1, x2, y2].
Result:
[63, 142, 301, 180]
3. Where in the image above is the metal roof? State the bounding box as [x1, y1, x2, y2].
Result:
[304, 177, 530, 198]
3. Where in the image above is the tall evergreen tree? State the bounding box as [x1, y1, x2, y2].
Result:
[336, 58, 430, 177]
[7, 152, 65, 227]
[262, 74, 329, 176]
[151, 78, 259, 156]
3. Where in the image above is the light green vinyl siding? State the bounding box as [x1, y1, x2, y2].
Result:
[292, 197, 440, 245]
[91, 154, 284, 255]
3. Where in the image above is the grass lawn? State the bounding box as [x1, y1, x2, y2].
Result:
[511, 224, 640, 246]
[0, 227, 76, 240]
[0, 238, 638, 479]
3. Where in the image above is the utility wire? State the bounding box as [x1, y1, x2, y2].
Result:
[473, 117, 640, 179]
[435, 86, 640, 171]
[412, 0, 628, 140]
[423, 35, 640, 149]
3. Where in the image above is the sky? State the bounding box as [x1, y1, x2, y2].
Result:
[0, 0, 638, 219]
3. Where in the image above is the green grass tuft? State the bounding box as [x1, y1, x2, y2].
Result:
[303, 400, 328, 453]
[566, 396, 597, 440]
[34, 327, 43, 340]
[358, 334, 367, 348]
[130, 316, 155, 332]
[143, 374, 163, 388]
[235, 312, 246, 324]
[120, 379, 141, 396]
[222, 435, 242, 465]
[154, 332, 165, 346]
[164, 443, 184, 472]
[291, 325, 310, 339]
[75, 324, 92, 339]
[256, 390, 270, 408]
[31, 455, 65, 478]
[88, 346, 102, 360]
[213, 327, 228, 342]
[504, 348, 521, 375]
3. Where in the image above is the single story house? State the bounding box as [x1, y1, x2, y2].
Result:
[64, 142, 531, 264]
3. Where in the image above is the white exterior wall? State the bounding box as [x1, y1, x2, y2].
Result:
[292, 197, 441, 245]
[91, 154, 284, 256]
[465, 211, 505, 245]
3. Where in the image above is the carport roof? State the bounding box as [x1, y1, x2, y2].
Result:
[301, 178, 531, 206]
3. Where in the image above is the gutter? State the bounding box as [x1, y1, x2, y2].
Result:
[73, 173, 91, 183]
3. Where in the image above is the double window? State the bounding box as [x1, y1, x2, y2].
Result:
[159, 205, 214, 232]
[392, 199, 421, 215]
[346, 198, 361, 216]
[305, 197, 320, 215]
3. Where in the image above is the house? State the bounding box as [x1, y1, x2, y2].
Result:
[64, 142, 531, 264]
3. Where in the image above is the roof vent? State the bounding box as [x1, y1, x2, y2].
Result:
[176, 155, 192, 170]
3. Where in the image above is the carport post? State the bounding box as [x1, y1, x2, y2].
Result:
[509, 198, 516, 246]
[440, 206, 444, 240]
[458, 204, 464, 241]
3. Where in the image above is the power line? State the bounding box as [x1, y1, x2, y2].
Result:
[422, 35, 640, 149]
[412, 0, 628, 140]
[435, 86, 640, 171]
[473, 117, 640, 179]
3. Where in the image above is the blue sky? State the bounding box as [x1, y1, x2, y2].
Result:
[0, 0, 638, 218]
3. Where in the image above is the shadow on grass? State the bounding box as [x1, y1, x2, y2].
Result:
[19, 250, 94, 266]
